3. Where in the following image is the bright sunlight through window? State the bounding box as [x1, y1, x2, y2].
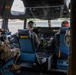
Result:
[11, 0, 25, 15]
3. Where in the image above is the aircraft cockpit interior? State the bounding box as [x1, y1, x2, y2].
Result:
[8, 23, 69, 72]
[0, 0, 70, 75]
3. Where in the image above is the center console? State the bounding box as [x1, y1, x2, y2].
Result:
[36, 52, 53, 70]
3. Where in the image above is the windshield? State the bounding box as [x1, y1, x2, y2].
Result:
[35, 20, 61, 27]
[7, 19, 70, 34]
[28, 19, 70, 27]
[0, 19, 2, 28]
[8, 19, 24, 34]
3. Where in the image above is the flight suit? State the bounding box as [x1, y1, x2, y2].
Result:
[64, 29, 70, 47]
[31, 31, 40, 48]
[0, 40, 20, 63]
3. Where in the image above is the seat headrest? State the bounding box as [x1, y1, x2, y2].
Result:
[18, 29, 32, 38]
[60, 27, 69, 34]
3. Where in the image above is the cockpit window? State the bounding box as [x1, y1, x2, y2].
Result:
[27, 20, 67, 27]
[0, 19, 2, 28]
[8, 19, 24, 34]
[11, 0, 25, 15]
[34, 20, 70, 27]
[35, 20, 48, 27]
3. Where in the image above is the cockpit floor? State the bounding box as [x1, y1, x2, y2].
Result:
[13, 67, 66, 75]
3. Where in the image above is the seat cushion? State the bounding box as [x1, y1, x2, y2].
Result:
[20, 53, 36, 62]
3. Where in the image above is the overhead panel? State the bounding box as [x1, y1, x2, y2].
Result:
[27, 6, 63, 19]
[1, 0, 69, 19]
[22, 0, 64, 7]
[22, 0, 67, 19]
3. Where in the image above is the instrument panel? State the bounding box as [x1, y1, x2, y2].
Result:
[33, 27, 60, 40]
[28, 6, 64, 19]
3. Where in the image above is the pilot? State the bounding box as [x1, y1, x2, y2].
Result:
[65, 28, 70, 47]
[44, 20, 69, 53]
[61, 20, 70, 46]
[27, 21, 40, 48]
[61, 20, 69, 27]
[0, 29, 21, 70]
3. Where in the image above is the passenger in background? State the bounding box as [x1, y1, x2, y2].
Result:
[27, 21, 40, 48]
[0, 29, 21, 70]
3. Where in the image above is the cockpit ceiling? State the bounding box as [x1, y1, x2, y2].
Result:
[22, 0, 64, 7]
[27, 7, 65, 19]
[0, 0, 69, 19]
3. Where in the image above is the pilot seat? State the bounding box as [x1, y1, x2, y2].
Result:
[55, 27, 69, 70]
[18, 29, 37, 68]
[18, 29, 53, 71]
